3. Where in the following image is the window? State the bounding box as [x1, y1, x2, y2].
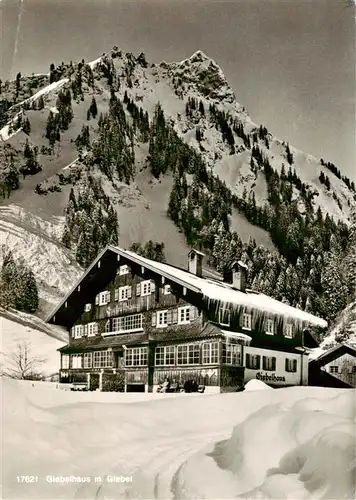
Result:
[61, 354, 70, 369]
[71, 354, 83, 369]
[262, 356, 276, 371]
[118, 286, 132, 302]
[99, 291, 110, 306]
[242, 313, 252, 330]
[163, 284, 171, 295]
[141, 280, 151, 296]
[74, 325, 83, 339]
[177, 344, 200, 365]
[285, 358, 297, 373]
[265, 319, 275, 335]
[87, 322, 98, 337]
[119, 265, 130, 275]
[178, 306, 190, 324]
[106, 314, 143, 334]
[155, 346, 175, 366]
[285, 323, 293, 338]
[246, 354, 260, 370]
[329, 366, 339, 374]
[219, 307, 231, 327]
[125, 347, 148, 366]
[157, 310, 168, 328]
[222, 341, 242, 365]
[83, 352, 92, 369]
[202, 342, 219, 364]
[93, 350, 113, 368]
[84, 303, 92, 312]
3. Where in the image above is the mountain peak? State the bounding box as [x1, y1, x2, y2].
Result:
[160, 50, 234, 103]
[185, 50, 215, 64]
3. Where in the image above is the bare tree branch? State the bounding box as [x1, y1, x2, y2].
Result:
[1, 341, 47, 380]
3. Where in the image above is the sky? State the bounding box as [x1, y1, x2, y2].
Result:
[1, 0, 355, 178]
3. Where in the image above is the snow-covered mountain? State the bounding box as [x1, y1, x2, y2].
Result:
[0, 47, 354, 321]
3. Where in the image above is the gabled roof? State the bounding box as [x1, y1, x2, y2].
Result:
[47, 245, 328, 329]
[309, 343, 356, 366]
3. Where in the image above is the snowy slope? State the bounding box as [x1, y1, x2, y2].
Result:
[2, 378, 355, 499]
[1, 312, 66, 378]
[320, 301, 356, 349]
[0, 205, 82, 313]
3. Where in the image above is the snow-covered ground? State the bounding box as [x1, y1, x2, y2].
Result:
[2, 378, 355, 499]
[1, 313, 66, 378]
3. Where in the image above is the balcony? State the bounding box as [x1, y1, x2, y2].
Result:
[96, 293, 180, 319]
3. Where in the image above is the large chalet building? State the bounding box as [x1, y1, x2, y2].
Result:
[47, 246, 327, 392]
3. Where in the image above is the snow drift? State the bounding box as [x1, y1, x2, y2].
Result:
[2, 379, 355, 499]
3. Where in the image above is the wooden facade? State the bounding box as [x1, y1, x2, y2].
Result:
[309, 343, 356, 388]
[48, 246, 325, 392]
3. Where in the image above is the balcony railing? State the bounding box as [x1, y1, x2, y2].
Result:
[97, 294, 179, 319]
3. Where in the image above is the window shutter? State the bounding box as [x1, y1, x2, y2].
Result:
[246, 353, 250, 368]
[285, 359, 288, 372]
[190, 306, 196, 320]
[136, 283, 141, 296]
[167, 310, 172, 325]
[256, 355, 261, 369]
[127, 286, 132, 299]
[151, 281, 156, 292]
[114, 289, 119, 301]
[172, 309, 178, 324]
[293, 359, 297, 372]
[263, 356, 266, 370]
[151, 311, 156, 326]
[95, 295, 99, 305]
[107, 291, 111, 302]
[272, 357, 276, 371]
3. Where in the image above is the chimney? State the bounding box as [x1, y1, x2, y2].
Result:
[232, 261, 247, 292]
[188, 249, 204, 277]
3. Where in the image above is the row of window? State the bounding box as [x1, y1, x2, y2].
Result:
[220, 310, 294, 338]
[73, 305, 197, 339]
[155, 342, 220, 366]
[329, 365, 356, 374]
[83, 282, 171, 311]
[62, 351, 113, 369]
[63, 347, 299, 372]
[72, 322, 98, 339]
[153, 306, 194, 328]
[105, 314, 143, 334]
[246, 354, 298, 372]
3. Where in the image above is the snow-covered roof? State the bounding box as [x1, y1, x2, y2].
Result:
[310, 343, 356, 363]
[115, 247, 327, 329]
[220, 330, 252, 343]
[47, 245, 328, 329]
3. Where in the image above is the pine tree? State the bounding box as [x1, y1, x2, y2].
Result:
[89, 96, 98, 118]
[321, 235, 348, 320]
[16, 266, 39, 312]
[22, 117, 31, 135]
